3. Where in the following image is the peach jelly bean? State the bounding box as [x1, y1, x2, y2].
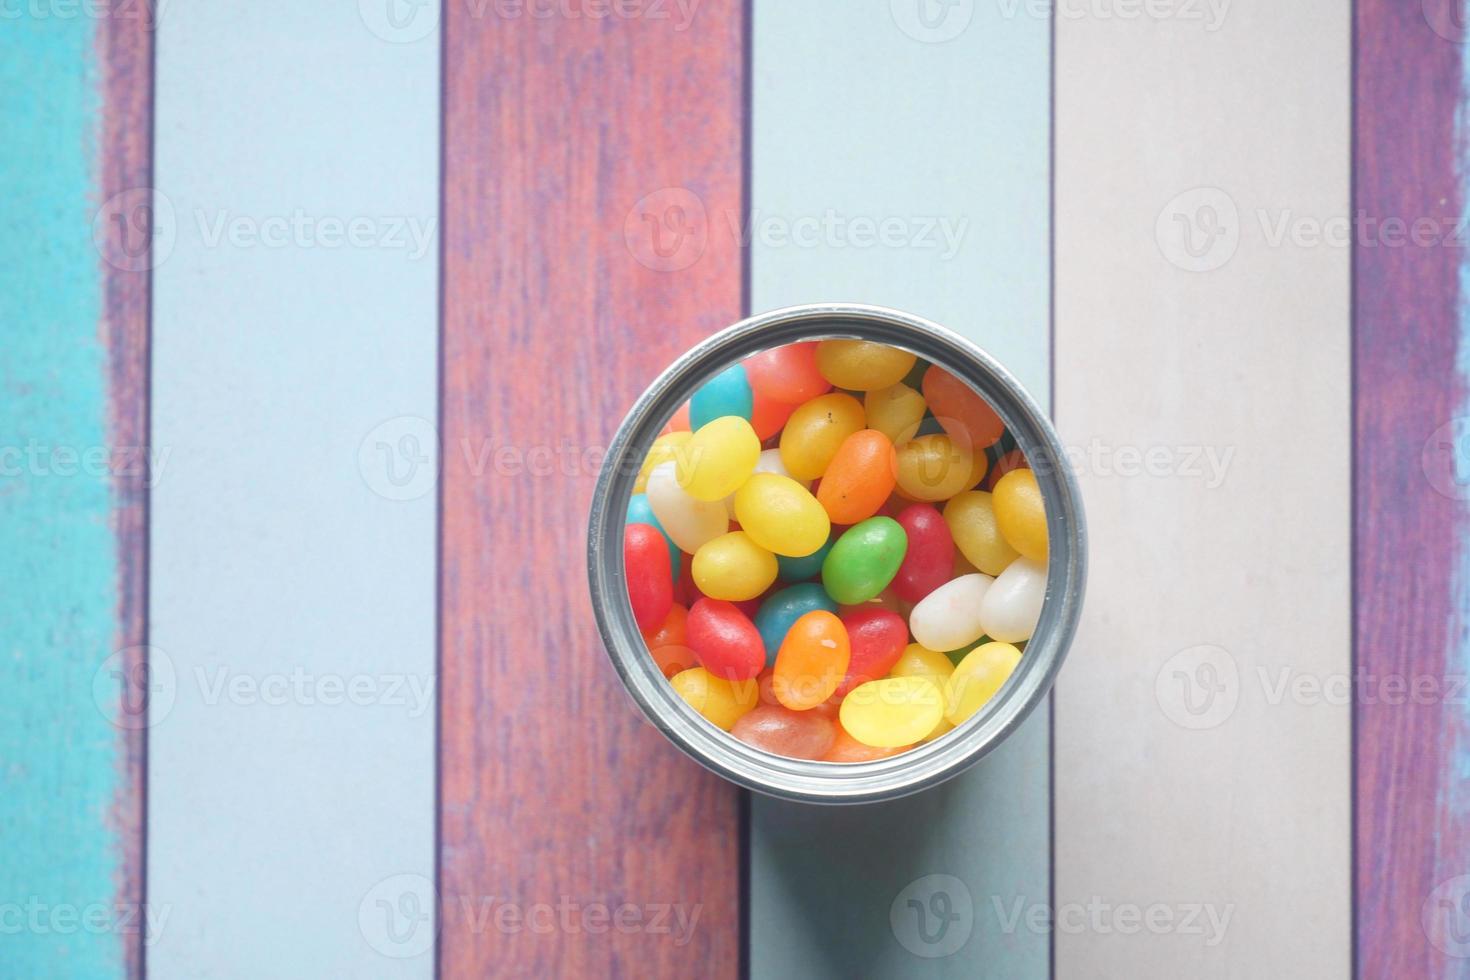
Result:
[624, 523, 673, 630]
[891, 504, 955, 603]
[646, 460, 728, 553]
[993, 467, 1048, 561]
[779, 392, 865, 481]
[945, 641, 1022, 726]
[943, 490, 1020, 577]
[816, 429, 897, 525]
[894, 434, 982, 502]
[676, 415, 761, 501]
[687, 598, 766, 681]
[863, 383, 926, 444]
[733, 472, 830, 558]
[743, 342, 830, 404]
[692, 531, 778, 601]
[908, 573, 993, 652]
[922, 364, 1005, 452]
[670, 667, 758, 730]
[839, 676, 945, 748]
[773, 610, 850, 710]
[978, 556, 1046, 643]
[815, 340, 917, 391]
[731, 704, 837, 760]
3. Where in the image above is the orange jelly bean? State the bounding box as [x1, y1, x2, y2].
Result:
[641, 602, 689, 651]
[922, 365, 1005, 452]
[821, 725, 912, 763]
[650, 644, 697, 679]
[772, 610, 850, 710]
[816, 429, 897, 525]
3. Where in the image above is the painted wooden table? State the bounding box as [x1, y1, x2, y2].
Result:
[1, 0, 1457, 976]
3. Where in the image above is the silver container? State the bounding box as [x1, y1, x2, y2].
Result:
[588, 303, 1085, 804]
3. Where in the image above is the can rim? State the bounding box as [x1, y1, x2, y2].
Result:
[588, 303, 1087, 804]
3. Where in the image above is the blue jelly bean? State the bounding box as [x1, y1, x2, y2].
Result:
[627, 493, 680, 582]
[690, 363, 753, 430]
[775, 536, 835, 583]
[753, 583, 839, 665]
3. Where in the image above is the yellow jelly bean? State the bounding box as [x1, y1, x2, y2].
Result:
[635, 431, 692, 494]
[839, 675, 945, 748]
[894, 434, 977, 502]
[692, 531, 778, 601]
[778, 393, 865, 481]
[889, 643, 955, 740]
[676, 416, 761, 501]
[815, 340, 917, 391]
[945, 641, 1022, 726]
[944, 490, 1021, 576]
[732, 472, 831, 557]
[669, 667, 759, 731]
[864, 383, 926, 444]
[992, 468, 1048, 561]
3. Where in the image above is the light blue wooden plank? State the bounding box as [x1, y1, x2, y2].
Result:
[0, 15, 133, 979]
[148, 4, 440, 975]
[748, 2, 1051, 977]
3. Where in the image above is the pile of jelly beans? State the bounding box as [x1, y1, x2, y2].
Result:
[623, 339, 1048, 763]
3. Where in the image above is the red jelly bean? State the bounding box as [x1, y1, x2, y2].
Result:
[625, 523, 673, 630]
[834, 608, 909, 697]
[743, 342, 831, 404]
[749, 390, 800, 441]
[687, 598, 765, 681]
[731, 704, 837, 760]
[890, 504, 956, 604]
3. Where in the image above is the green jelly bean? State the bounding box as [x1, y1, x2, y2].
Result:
[821, 517, 908, 605]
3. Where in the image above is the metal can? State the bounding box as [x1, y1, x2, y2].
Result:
[588, 303, 1086, 804]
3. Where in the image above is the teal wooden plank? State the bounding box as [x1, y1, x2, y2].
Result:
[147, 4, 440, 974]
[748, 2, 1051, 977]
[0, 13, 137, 979]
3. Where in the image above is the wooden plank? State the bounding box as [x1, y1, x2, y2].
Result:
[1053, 2, 1350, 976]
[0, 10, 149, 977]
[747, 3, 1051, 977]
[147, 4, 439, 974]
[437, 4, 746, 978]
[1357, 3, 1470, 976]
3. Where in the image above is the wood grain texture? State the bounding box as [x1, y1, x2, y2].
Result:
[747, 2, 1051, 977]
[1053, 1, 1350, 976]
[1357, 3, 1470, 976]
[438, 4, 746, 977]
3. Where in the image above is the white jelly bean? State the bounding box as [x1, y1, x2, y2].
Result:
[647, 461, 728, 554]
[724, 448, 807, 518]
[977, 557, 1046, 643]
[908, 573, 994, 652]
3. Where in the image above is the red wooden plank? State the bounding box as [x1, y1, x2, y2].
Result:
[1356, 3, 1470, 976]
[439, 7, 747, 977]
[97, 10, 153, 979]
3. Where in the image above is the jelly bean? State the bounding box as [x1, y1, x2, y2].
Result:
[978, 556, 1045, 643]
[821, 517, 907, 605]
[744, 342, 831, 404]
[894, 434, 981, 502]
[834, 608, 908, 697]
[692, 531, 778, 601]
[839, 675, 944, 748]
[889, 642, 956, 740]
[641, 601, 688, 651]
[650, 644, 697, 679]
[731, 704, 837, 760]
[690, 363, 754, 429]
[635, 431, 692, 494]
[816, 429, 897, 525]
[750, 390, 800, 441]
[943, 490, 1019, 577]
[733, 472, 831, 558]
[922, 364, 1005, 452]
[646, 461, 728, 553]
[891, 504, 955, 603]
[624, 523, 673, 630]
[815, 340, 917, 391]
[908, 572, 993, 652]
[670, 667, 759, 730]
[836, 586, 908, 620]
[661, 401, 692, 434]
[725, 449, 808, 519]
[952, 550, 980, 577]
[982, 448, 1028, 491]
[677, 416, 760, 502]
[627, 493, 681, 582]
[993, 468, 1048, 561]
[945, 641, 1021, 725]
[754, 583, 840, 665]
[687, 598, 766, 681]
[821, 724, 911, 762]
[773, 610, 850, 710]
[779, 392, 865, 481]
[864, 383, 926, 445]
[758, 667, 841, 717]
[776, 535, 833, 582]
